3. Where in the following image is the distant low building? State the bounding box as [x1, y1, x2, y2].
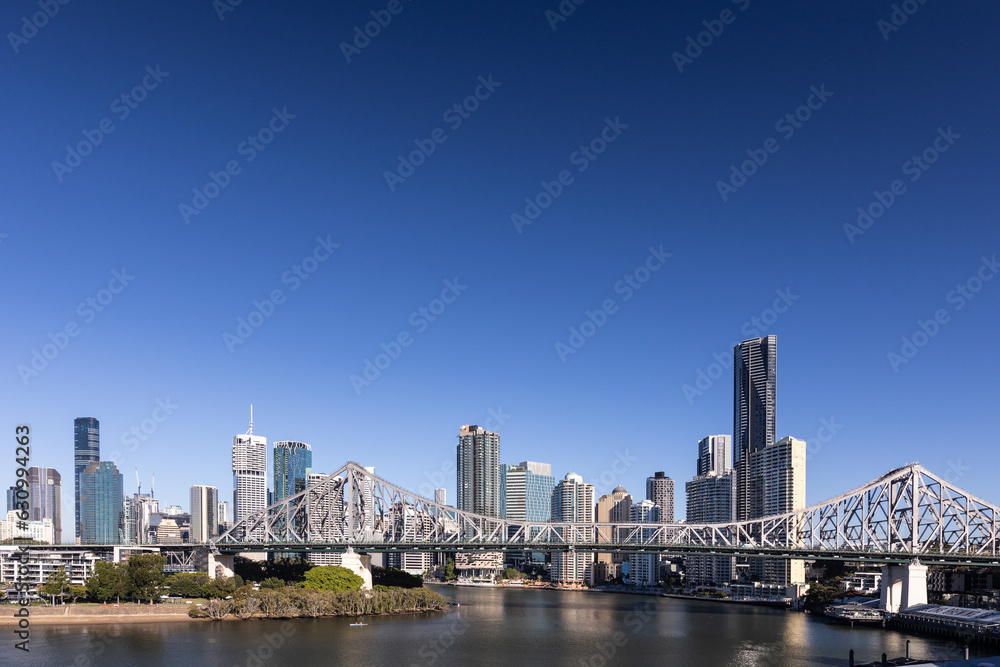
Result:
[0, 510, 53, 544]
[0, 547, 99, 589]
[842, 572, 882, 596]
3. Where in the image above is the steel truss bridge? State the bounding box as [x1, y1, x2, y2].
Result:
[208, 462, 1000, 567]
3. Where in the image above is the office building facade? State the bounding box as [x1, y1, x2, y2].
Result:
[74, 417, 100, 542]
[273, 441, 312, 502]
[697, 435, 731, 477]
[595, 485, 632, 582]
[78, 461, 123, 544]
[191, 485, 219, 543]
[233, 426, 267, 541]
[500, 461, 555, 522]
[27, 467, 62, 544]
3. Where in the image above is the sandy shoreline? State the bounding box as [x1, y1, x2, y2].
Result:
[0, 613, 207, 626]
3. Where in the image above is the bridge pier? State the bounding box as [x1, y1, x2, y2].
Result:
[879, 560, 928, 613]
[341, 548, 372, 590]
[208, 552, 235, 580]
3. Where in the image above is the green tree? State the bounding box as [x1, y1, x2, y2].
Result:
[67, 585, 87, 604]
[260, 577, 285, 590]
[202, 575, 243, 599]
[86, 561, 129, 603]
[371, 566, 422, 589]
[443, 558, 457, 581]
[234, 556, 266, 582]
[41, 566, 70, 605]
[166, 573, 208, 598]
[300, 565, 363, 592]
[126, 553, 167, 604]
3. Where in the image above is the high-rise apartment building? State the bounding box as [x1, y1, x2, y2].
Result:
[190, 485, 219, 543]
[751, 436, 806, 587]
[645, 472, 674, 523]
[434, 488, 446, 505]
[232, 414, 267, 541]
[733, 336, 776, 522]
[456, 425, 500, 518]
[273, 441, 312, 502]
[627, 500, 660, 586]
[5, 487, 16, 513]
[78, 461, 123, 544]
[686, 449, 736, 586]
[27, 467, 62, 544]
[132, 494, 159, 544]
[697, 435, 731, 477]
[551, 473, 594, 584]
[595, 485, 632, 582]
[218, 500, 230, 524]
[306, 472, 346, 566]
[74, 417, 100, 542]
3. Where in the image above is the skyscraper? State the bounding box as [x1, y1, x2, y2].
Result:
[232, 412, 267, 541]
[273, 441, 312, 502]
[686, 443, 736, 587]
[190, 485, 219, 543]
[434, 488, 446, 505]
[645, 472, 674, 523]
[751, 436, 806, 588]
[551, 473, 594, 584]
[733, 336, 776, 522]
[456, 425, 500, 518]
[501, 462, 555, 522]
[628, 500, 660, 586]
[74, 417, 100, 542]
[27, 467, 62, 544]
[78, 461, 123, 544]
[595, 485, 633, 581]
[697, 435, 731, 477]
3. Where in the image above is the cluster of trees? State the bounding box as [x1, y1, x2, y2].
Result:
[162, 572, 245, 599]
[190, 585, 449, 620]
[233, 556, 312, 584]
[84, 554, 168, 603]
[804, 576, 846, 611]
[371, 566, 423, 589]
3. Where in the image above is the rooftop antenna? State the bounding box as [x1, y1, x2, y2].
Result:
[247, 404, 254, 435]
[151, 473, 155, 499]
[135, 467, 141, 496]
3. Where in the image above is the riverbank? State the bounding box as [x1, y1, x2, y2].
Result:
[0, 603, 200, 626]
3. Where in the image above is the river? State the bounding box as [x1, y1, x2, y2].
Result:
[15, 586, 986, 666]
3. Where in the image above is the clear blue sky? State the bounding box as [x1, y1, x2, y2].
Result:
[3, 1, 998, 541]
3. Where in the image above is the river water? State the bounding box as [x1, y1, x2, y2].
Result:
[16, 586, 987, 667]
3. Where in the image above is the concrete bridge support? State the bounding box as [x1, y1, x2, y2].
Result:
[208, 552, 235, 580]
[341, 548, 373, 590]
[879, 560, 928, 613]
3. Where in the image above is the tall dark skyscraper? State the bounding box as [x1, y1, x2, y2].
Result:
[456, 425, 500, 518]
[28, 467, 62, 544]
[74, 417, 100, 542]
[273, 441, 312, 502]
[733, 336, 776, 522]
[79, 461, 124, 544]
